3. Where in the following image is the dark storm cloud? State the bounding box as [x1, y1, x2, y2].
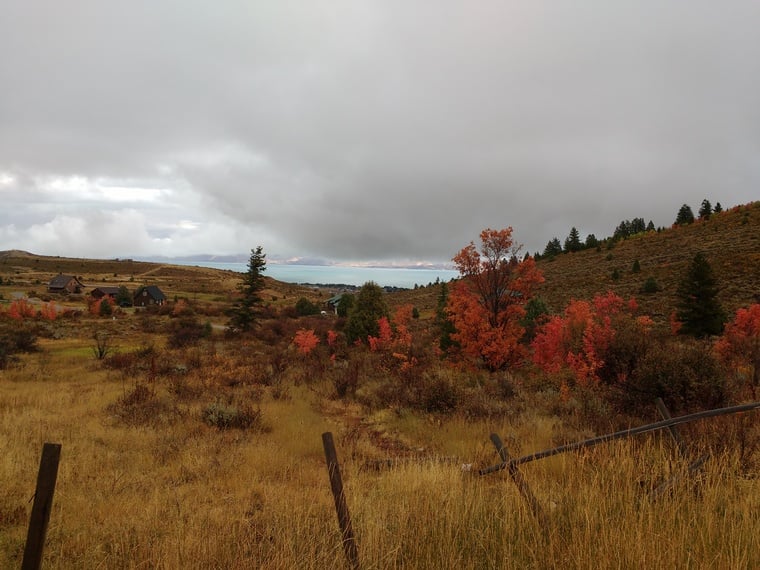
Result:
[1, 1, 758, 262]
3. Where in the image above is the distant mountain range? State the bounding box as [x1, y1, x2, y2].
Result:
[133, 254, 453, 270]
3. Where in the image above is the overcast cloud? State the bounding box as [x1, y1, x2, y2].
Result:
[2, 1, 759, 264]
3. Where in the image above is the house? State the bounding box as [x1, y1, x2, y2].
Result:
[133, 285, 167, 307]
[48, 274, 85, 295]
[91, 286, 133, 307]
[91, 286, 121, 300]
[326, 293, 344, 315]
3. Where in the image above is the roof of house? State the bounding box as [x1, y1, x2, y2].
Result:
[92, 286, 121, 296]
[48, 274, 83, 288]
[136, 285, 166, 300]
[326, 294, 344, 306]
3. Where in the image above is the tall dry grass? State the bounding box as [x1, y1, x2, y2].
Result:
[1, 336, 758, 569]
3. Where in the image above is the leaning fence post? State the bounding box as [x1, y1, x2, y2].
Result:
[655, 397, 687, 457]
[322, 432, 360, 570]
[489, 433, 549, 533]
[652, 398, 709, 498]
[23, 442, 62, 570]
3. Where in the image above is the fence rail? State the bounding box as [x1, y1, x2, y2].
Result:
[479, 401, 760, 476]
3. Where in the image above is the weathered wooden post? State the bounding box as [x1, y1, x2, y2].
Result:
[23, 442, 62, 570]
[652, 398, 709, 498]
[489, 433, 549, 533]
[322, 432, 360, 570]
[655, 397, 687, 456]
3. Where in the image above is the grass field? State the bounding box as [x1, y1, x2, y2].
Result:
[1, 326, 757, 569]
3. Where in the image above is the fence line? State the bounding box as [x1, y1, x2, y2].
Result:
[479, 402, 760, 476]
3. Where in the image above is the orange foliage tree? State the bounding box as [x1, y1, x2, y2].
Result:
[7, 299, 37, 320]
[38, 300, 58, 321]
[367, 305, 417, 371]
[715, 303, 760, 398]
[292, 328, 320, 355]
[531, 291, 653, 386]
[448, 227, 544, 370]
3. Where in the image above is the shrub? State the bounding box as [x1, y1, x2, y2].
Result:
[166, 316, 210, 348]
[618, 338, 726, 415]
[295, 297, 320, 316]
[410, 369, 462, 413]
[201, 399, 267, 431]
[640, 277, 661, 294]
[107, 384, 181, 426]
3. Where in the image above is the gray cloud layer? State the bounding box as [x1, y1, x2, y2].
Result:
[2, 1, 759, 262]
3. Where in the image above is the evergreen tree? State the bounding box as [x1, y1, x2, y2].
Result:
[613, 220, 632, 240]
[227, 246, 267, 332]
[646, 220, 655, 232]
[698, 199, 712, 220]
[564, 227, 582, 252]
[521, 296, 549, 342]
[543, 237, 562, 257]
[714, 202, 723, 213]
[336, 293, 354, 318]
[345, 281, 389, 343]
[435, 281, 458, 353]
[630, 217, 646, 234]
[295, 297, 319, 316]
[675, 204, 695, 226]
[585, 233, 599, 249]
[115, 286, 132, 307]
[676, 252, 726, 338]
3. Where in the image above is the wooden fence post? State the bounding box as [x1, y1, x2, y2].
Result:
[655, 397, 687, 457]
[652, 398, 709, 498]
[22, 442, 62, 570]
[322, 432, 360, 570]
[489, 433, 549, 533]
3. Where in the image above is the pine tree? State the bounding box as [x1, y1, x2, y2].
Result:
[675, 204, 695, 226]
[698, 199, 712, 220]
[564, 227, 582, 252]
[543, 237, 562, 257]
[676, 252, 726, 338]
[227, 246, 267, 332]
[345, 281, 389, 343]
[714, 202, 723, 213]
[435, 281, 458, 353]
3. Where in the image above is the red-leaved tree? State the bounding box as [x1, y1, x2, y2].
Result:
[715, 303, 760, 398]
[8, 299, 37, 320]
[532, 292, 653, 386]
[292, 329, 320, 355]
[447, 227, 544, 370]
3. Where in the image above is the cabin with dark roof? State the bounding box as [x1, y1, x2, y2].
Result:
[133, 285, 167, 307]
[48, 274, 85, 294]
[91, 286, 121, 300]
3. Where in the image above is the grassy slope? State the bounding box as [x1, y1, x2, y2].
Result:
[533, 202, 760, 320]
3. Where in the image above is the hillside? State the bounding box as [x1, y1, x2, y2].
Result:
[532, 202, 760, 321]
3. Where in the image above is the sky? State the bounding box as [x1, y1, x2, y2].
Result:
[2, 1, 759, 266]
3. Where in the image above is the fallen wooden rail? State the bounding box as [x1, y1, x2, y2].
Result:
[480, 402, 760, 476]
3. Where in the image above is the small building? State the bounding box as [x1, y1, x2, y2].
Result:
[48, 274, 85, 295]
[91, 286, 121, 300]
[326, 293, 344, 315]
[133, 285, 167, 307]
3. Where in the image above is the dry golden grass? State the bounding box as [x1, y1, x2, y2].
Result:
[1, 331, 758, 569]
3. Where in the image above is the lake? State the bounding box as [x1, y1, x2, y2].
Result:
[171, 261, 459, 289]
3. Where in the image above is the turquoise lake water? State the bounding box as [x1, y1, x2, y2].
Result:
[171, 261, 458, 289]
